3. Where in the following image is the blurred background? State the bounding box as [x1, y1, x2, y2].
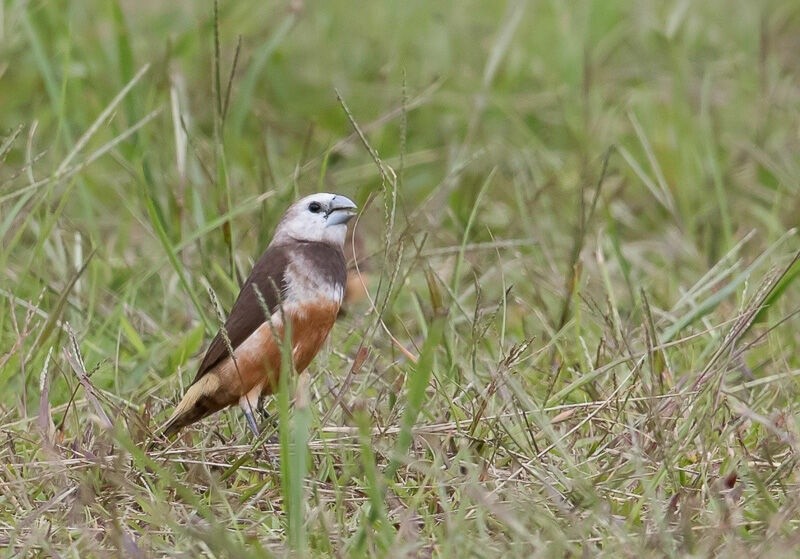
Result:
[3, 0, 798, 402]
[2, 0, 800, 554]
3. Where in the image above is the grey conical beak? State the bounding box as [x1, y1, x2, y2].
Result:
[326, 195, 358, 226]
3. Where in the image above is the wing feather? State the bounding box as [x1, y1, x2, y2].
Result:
[191, 244, 291, 383]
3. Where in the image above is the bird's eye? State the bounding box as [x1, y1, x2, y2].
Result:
[308, 201, 322, 214]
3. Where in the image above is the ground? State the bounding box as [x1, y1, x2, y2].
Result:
[2, 0, 800, 557]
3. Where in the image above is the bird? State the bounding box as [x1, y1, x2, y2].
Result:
[158, 193, 358, 439]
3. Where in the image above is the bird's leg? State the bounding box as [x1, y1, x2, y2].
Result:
[239, 385, 262, 437]
[243, 409, 260, 437]
[243, 386, 278, 465]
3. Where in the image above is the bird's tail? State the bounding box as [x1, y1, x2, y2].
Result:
[158, 377, 218, 438]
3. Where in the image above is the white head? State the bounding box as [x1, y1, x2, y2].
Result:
[271, 193, 358, 247]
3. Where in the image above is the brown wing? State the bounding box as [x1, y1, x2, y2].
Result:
[191, 244, 291, 384]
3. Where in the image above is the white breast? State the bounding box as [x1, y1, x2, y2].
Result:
[282, 257, 344, 310]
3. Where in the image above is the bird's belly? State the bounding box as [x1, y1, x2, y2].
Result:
[213, 299, 340, 400]
[288, 299, 340, 376]
[211, 323, 282, 403]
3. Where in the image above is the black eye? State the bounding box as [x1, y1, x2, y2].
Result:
[308, 201, 322, 214]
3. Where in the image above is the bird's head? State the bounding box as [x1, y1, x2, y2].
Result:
[272, 193, 358, 247]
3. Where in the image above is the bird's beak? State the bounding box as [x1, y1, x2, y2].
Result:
[325, 195, 358, 226]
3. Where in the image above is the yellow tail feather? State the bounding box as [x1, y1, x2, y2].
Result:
[158, 376, 218, 437]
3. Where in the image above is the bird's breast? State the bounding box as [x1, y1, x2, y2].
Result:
[204, 246, 346, 403]
[283, 252, 346, 308]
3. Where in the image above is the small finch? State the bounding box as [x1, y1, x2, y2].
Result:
[159, 193, 357, 438]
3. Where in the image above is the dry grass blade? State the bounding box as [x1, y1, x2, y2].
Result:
[27, 247, 96, 362]
[320, 345, 369, 425]
[63, 324, 112, 430]
[661, 250, 800, 419]
[0, 124, 24, 163]
[662, 229, 797, 342]
[55, 64, 150, 177]
[36, 348, 55, 448]
[0, 108, 162, 204]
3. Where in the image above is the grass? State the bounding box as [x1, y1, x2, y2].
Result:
[2, 0, 800, 556]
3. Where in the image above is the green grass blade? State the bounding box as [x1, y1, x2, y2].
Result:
[143, 189, 210, 331]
